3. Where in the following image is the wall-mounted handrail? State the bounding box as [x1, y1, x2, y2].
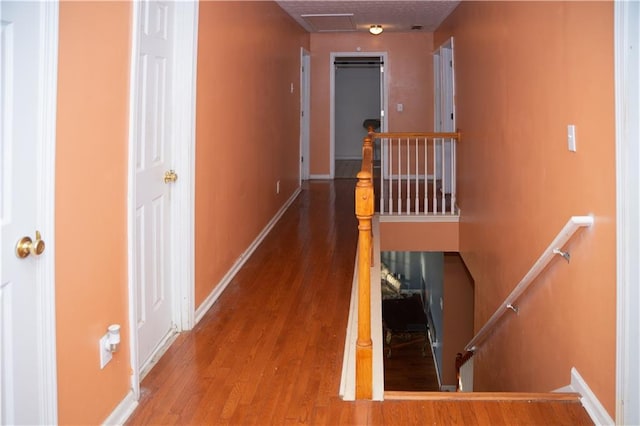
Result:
[464, 215, 594, 352]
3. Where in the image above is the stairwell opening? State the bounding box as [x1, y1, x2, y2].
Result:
[380, 251, 474, 392]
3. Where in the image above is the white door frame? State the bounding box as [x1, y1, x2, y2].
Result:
[329, 51, 388, 179]
[615, 2, 639, 424]
[126, 0, 198, 398]
[300, 48, 311, 183]
[33, 2, 59, 422]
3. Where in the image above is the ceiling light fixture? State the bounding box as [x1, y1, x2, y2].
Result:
[369, 25, 383, 35]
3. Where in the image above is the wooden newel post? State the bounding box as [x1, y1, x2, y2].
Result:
[362, 134, 373, 174]
[355, 170, 373, 399]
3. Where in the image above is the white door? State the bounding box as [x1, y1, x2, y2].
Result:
[132, 0, 176, 372]
[300, 48, 310, 182]
[1, 2, 58, 424]
[434, 38, 456, 194]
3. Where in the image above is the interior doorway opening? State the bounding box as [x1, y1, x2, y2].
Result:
[331, 52, 387, 179]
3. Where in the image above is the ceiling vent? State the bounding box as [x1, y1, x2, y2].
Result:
[301, 13, 356, 32]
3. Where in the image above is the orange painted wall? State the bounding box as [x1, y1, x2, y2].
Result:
[195, 2, 310, 306]
[442, 253, 474, 386]
[380, 221, 459, 252]
[436, 1, 616, 415]
[309, 32, 434, 175]
[55, 2, 131, 423]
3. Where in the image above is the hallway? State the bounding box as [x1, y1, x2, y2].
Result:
[125, 180, 592, 425]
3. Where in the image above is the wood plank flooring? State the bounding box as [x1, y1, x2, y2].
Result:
[125, 180, 593, 425]
[383, 334, 440, 392]
[335, 160, 361, 179]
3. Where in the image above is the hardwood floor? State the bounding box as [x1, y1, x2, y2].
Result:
[125, 180, 593, 425]
[383, 333, 440, 392]
[335, 159, 361, 179]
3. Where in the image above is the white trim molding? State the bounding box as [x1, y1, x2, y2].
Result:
[37, 2, 60, 423]
[195, 188, 302, 323]
[309, 174, 332, 180]
[570, 368, 614, 426]
[101, 391, 138, 426]
[171, 0, 199, 332]
[339, 216, 384, 401]
[615, 2, 640, 425]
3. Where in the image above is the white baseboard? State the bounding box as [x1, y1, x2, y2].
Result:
[139, 330, 179, 380]
[553, 384, 574, 393]
[338, 250, 359, 401]
[194, 187, 301, 324]
[102, 390, 138, 426]
[563, 367, 615, 426]
[310, 174, 331, 180]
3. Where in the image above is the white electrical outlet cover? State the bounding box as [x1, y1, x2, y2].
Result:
[99, 334, 112, 369]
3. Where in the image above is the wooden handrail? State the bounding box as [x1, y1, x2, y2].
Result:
[353, 130, 460, 398]
[355, 170, 374, 399]
[369, 131, 460, 140]
[464, 215, 594, 352]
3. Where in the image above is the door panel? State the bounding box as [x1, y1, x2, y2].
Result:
[1, 2, 57, 423]
[133, 0, 175, 370]
[434, 39, 456, 194]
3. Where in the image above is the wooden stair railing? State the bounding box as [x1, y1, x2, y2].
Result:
[355, 171, 373, 399]
[354, 132, 374, 399]
[367, 131, 460, 215]
[353, 130, 460, 398]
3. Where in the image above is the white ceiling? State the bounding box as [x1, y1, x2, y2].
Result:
[275, 1, 460, 33]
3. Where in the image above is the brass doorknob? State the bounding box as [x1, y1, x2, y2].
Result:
[164, 170, 178, 184]
[15, 230, 45, 259]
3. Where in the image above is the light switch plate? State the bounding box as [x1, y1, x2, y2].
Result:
[568, 124, 577, 152]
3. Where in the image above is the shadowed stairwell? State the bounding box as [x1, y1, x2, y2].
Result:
[125, 180, 593, 425]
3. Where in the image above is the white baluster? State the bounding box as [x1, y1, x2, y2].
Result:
[432, 138, 437, 214]
[441, 138, 446, 214]
[406, 138, 410, 214]
[379, 137, 384, 214]
[423, 138, 428, 214]
[397, 138, 401, 214]
[451, 138, 457, 214]
[414, 138, 419, 214]
[388, 138, 393, 214]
